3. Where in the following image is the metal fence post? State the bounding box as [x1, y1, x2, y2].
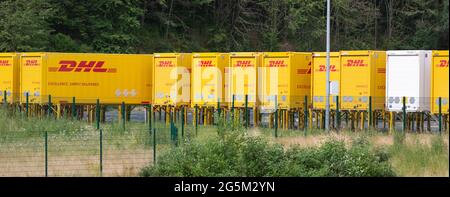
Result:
[181, 106, 185, 138]
[439, 97, 442, 134]
[274, 95, 278, 138]
[402, 96, 406, 133]
[48, 95, 52, 118]
[153, 128, 156, 165]
[245, 94, 249, 128]
[336, 95, 340, 131]
[25, 92, 29, 117]
[121, 102, 126, 130]
[231, 95, 235, 122]
[195, 104, 198, 136]
[99, 129, 103, 177]
[45, 131, 48, 177]
[217, 98, 221, 118]
[96, 99, 100, 130]
[368, 96, 372, 130]
[3, 90, 6, 108]
[304, 95, 308, 135]
[148, 104, 152, 133]
[72, 97, 76, 119]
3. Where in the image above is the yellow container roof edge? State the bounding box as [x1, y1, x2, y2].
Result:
[262, 52, 312, 57]
[340, 50, 384, 56]
[192, 52, 229, 56]
[433, 50, 449, 56]
[0, 52, 20, 56]
[229, 52, 261, 56]
[313, 52, 340, 57]
[154, 53, 192, 57]
[20, 52, 153, 56]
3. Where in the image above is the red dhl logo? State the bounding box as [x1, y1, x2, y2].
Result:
[437, 60, 448, 67]
[0, 60, 11, 66]
[158, 60, 174, 67]
[25, 59, 39, 66]
[48, 61, 116, 73]
[198, 60, 214, 67]
[317, 65, 337, 72]
[268, 60, 287, 67]
[235, 60, 253, 67]
[344, 60, 367, 67]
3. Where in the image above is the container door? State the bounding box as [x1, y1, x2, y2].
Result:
[386, 54, 421, 112]
[341, 55, 370, 110]
[261, 57, 290, 110]
[154, 56, 176, 105]
[431, 53, 449, 114]
[312, 55, 340, 109]
[0, 55, 15, 103]
[192, 57, 221, 106]
[155, 56, 190, 106]
[230, 56, 257, 107]
[21, 56, 43, 103]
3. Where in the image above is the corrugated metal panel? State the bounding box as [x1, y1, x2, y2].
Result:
[0, 53, 20, 103]
[259, 52, 312, 110]
[431, 50, 449, 114]
[312, 52, 340, 109]
[386, 50, 431, 112]
[227, 52, 260, 107]
[153, 53, 192, 106]
[20, 53, 153, 104]
[191, 53, 229, 107]
[340, 50, 386, 110]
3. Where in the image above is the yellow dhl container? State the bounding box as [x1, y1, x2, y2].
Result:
[191, 53, 230, 107]
[226, 52, 260, 107]
[0, 53, 20, 104]
[311, 52, 340, 109]
[340, 50, 386, 110]
[153, 53, 192, 106]
[20, 53, 153, 105]
[259, 52, 312, 110]
[431, 50, 449, 114]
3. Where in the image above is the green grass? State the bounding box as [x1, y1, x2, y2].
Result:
[388, 133, 449, 177]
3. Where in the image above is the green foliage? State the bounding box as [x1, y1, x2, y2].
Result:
[0, 0, 54, 52]
[140, 126, 396, 177]
[1, 0, 447, 53]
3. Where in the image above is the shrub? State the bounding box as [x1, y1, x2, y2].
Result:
[140, 129, 396, 177]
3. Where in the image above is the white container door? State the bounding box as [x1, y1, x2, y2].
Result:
[386, 53, 421, 112]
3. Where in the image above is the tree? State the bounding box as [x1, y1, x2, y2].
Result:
[0, 0, 54, 52]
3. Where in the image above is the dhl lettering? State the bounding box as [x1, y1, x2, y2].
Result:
[0, 60, 11, 66]
[318, 65, 337, 72]
[51, 61, 115, 73]
[25, 60, 39, 66]
[198, 60, 213, 67]
[268, 60, 287, 67]
[437, 60, 448, 67]
[345, 60, 367, 67]
[158, 61, 174, 67]
[235, 60, 253, 67]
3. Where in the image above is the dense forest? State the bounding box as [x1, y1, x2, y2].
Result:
[0, 0, 448, 53]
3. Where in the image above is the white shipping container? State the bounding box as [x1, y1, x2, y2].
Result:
[386, 50, 432, 112]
